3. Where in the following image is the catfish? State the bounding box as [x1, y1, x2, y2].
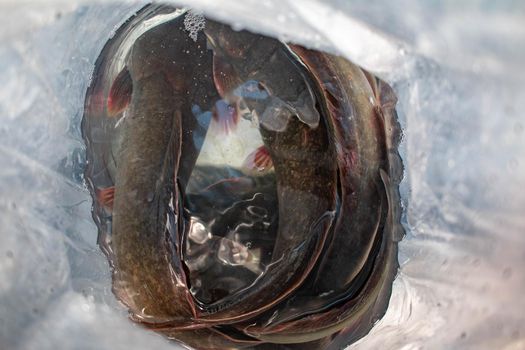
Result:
[239, 47, 400, 342]
[106, 13, 218, 327]
[188, 20, 338, 324]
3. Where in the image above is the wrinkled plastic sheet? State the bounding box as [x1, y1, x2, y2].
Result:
[0, 1, 524, 349]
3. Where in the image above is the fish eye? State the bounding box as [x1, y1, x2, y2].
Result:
[82, 5, 403, 349]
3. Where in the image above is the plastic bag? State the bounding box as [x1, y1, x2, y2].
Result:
[0, 1, 523, 349]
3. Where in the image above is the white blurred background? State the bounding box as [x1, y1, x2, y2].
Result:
[0, 1, 523, 349]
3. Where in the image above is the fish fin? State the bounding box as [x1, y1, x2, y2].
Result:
[323, 87, 343, 118]
[243, 146, 273, 172]
[361, 69, 398, 110]
[107, 68, 132, 117]
[96, 186, 115, 210]
[212, 99, 239, 134]
[380, 169, 404, 242]
[213, 53, 239, 98]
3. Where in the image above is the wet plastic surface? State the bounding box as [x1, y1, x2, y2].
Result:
[0, 1, 524, 350]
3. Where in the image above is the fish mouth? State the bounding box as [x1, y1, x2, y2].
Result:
[82, 4, 404, 349]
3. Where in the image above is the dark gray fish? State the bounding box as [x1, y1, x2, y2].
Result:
[239, 46, 402, 343]
[192, 20, 338, 324]
[85, 8, 219, 329]
[184, 166, 279, 305]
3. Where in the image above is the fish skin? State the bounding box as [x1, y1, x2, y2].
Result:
[96, 186, 115, 210]
[109, 14, 218, 327]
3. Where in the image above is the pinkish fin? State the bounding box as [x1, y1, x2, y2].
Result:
[107, 68, 132, 117]
[96, 186, 115, 210]
[213, 99, 239, 134]
[243, 146, 273, 172]
[213, 53, 240, 98]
